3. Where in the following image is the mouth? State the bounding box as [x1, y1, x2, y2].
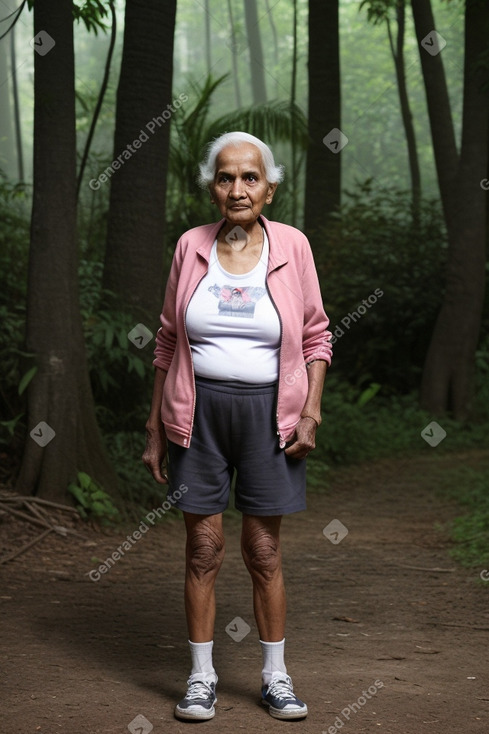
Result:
[229, 205, 249, 210]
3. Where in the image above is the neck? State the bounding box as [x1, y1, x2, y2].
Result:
[221, 217, 262, 237]
[218, 218, 264, 253]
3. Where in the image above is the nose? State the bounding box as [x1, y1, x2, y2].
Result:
[229, 177, 245, 199]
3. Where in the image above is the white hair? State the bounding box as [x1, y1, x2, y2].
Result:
[198, 131, 284, 188]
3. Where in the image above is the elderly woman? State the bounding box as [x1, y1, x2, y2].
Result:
[143, 131, 332, 722]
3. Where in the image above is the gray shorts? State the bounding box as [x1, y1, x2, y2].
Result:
[167, 376, 306, 516]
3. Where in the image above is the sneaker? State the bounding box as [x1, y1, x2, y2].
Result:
[261, 673, 308, 720]
[174, 673, 217, 721]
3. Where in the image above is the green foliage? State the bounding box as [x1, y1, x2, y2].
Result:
[78, 260, 154, 431]
[103, 431, 170, 515]
[438, 467, 489, 570]
[0, 178, 30, 444]
[68, 470, 120, 522]
[316, 375, 489, 467]
[0, 413, 24, 444]
[167, 74, 308, 242]
[25, 0, 111, 34]
[474, 335, 489, 418]
[72, 0, 112, 35]
[317, 182, 447, 393]
[18, 366, 37, 396]
[359, 0, 394, 25]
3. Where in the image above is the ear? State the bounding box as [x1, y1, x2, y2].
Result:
[266, 182, 278, 205]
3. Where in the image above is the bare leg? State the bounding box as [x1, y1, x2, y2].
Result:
[183, 512, 225, 642]
[241, 514, 285, 641]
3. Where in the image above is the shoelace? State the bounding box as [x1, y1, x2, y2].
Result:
[267, 675, 295, 700]
[185, 679, 213, 701]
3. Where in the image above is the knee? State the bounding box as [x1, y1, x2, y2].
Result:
[242, 532, 281, 582]
[187, 527, 225, 580]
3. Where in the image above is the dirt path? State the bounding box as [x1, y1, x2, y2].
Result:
[1, 452, 488, 734]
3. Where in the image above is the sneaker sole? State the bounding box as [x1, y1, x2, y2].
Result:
[174, 704, 216, 721]
[261, 699, 308, 720]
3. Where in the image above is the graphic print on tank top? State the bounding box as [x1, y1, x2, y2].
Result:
[207, 284, 267, 318]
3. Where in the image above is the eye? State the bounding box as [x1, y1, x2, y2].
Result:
[218, 173, 231, 183]
[246, 174, 257, 182]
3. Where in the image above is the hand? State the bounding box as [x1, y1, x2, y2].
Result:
[284, 417, 317, 460]
[142, 423, 169, 484]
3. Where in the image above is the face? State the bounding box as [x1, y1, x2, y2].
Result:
[209, 143, 277, 229]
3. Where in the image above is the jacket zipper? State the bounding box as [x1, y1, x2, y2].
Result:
[183, 269, 208, 446]
[266, 271, 286, 448]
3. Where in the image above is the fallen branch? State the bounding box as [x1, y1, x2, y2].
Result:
[391, 564, 456, 573]
[27, 501, 52, 526]
[427, 622, 489, 631]
[0, 528, 54, 565]
[2, 504, 52, 529]
[0, 494, 78, 514]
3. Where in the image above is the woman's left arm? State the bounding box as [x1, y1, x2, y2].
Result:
[284, 359, 327, 460]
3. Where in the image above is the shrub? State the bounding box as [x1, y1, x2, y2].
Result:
[315, 182, 447, 393]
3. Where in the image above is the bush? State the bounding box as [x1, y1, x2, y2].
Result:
[0, 179, 31, 451]
[78, 260, 154, 433]
[316, 375, 489, 468]
[315, 182, 448, 393]
[438, 466, 489, 570]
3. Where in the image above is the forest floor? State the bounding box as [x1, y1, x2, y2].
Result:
[1, 449, 489, 734]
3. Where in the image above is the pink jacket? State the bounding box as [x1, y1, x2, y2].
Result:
[153, 215, 332, 448]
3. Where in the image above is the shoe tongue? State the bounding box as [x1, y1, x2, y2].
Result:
[269, 677, 292, 697]
[188, 681, 210, 698]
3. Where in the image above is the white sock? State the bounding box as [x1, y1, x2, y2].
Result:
[188, 640, 216, 682]
[260, 638, 287, 685]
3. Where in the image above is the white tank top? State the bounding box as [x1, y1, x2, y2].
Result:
[185, 230, 281, 383]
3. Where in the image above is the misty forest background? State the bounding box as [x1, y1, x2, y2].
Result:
[0, 0, 488, 565]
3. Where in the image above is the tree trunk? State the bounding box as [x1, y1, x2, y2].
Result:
[77, 0, 116, 199]
[304, 0, 341, 247]
[411, 0, 458, 229]
[290, 0, 299, 226]
[204, 0, 212, 76]
[419, 0, 489, 417]
[227, 0, 242, 108]
[0, 36, 15, 178]
[102, 0, 177, 322]
[17, 0, 118, 501]
[388, 1, 421, 221]
[10, 25, 24, 181]
[243, 0, 267, 104]
[265, 0, 280, 97]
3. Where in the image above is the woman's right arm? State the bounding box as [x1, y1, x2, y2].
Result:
[142, 366, 169, 484]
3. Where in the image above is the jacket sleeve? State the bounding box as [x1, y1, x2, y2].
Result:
[153, 239, 184, 371]
[301, 238, 333, 365]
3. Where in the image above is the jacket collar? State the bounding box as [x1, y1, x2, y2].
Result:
[196, 215, 288, 270]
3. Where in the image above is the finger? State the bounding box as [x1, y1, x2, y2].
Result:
[146, 463, 168, 484]
[284, 442, 309, 460]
